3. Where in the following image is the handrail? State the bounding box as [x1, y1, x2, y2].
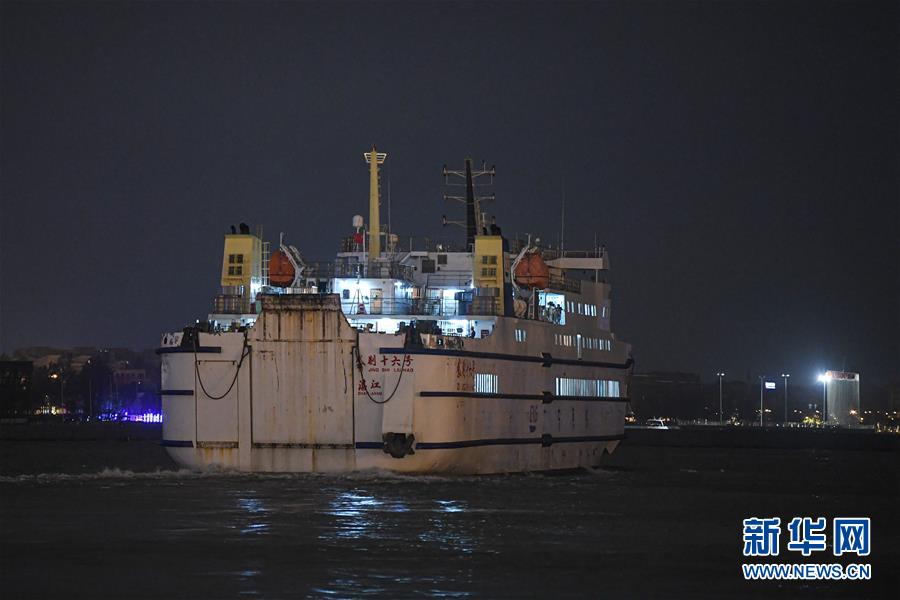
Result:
[342, 297, 500, 317]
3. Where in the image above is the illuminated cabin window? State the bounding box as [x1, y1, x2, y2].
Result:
[555, 377, 620, 397]
[475, 373, 499, 393]
[554, 334, 575, 347]
[515, 329, 527, 342]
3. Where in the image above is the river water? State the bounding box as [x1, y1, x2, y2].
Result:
[1, 443, 896, 598]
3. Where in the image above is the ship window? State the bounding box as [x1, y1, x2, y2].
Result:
[236, 254, 244, 264]
[228, 254, 236, 264]
[228, 266, 235, 275]
[474, 373, 498, 393]
[342, 289, 350, 300]
[421, 258, 436, 273]
[481, 267, 497, 277]
[234, 266, 243, 275]
[437, 254, 448, 265]
[515, 329, 527, 342]
[555, 377, 621, 398]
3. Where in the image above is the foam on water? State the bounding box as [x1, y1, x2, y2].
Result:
[0, 465, 532, 485]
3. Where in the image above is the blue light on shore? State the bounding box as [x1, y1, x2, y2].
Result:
[96, 411, 163, 423]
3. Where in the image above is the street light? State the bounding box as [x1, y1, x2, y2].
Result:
[49, 372, 63, 411]
[716, 372, 726, 424]
[758, 376, 764, 427]
[817, 372, 831, 426]
[781, 373, 790, 425]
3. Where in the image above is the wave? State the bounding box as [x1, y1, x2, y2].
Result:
[0, 466, 517, 484]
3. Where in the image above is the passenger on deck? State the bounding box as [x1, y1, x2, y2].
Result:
[546, 301, 558, 324]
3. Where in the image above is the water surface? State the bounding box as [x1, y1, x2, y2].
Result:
[1, 444, 896, 598]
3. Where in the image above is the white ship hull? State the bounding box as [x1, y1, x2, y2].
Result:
[159, 295, 630, 474]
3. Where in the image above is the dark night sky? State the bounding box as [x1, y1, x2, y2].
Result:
[1, 1, 897, 383]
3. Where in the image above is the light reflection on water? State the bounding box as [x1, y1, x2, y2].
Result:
[322, 490, 474, 547]
[236, 495, 270, 536]
[436, 499, 465, 513]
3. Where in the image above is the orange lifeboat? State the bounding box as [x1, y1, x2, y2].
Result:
[514, 252, 550, 289]
[268, 250, 295, 287]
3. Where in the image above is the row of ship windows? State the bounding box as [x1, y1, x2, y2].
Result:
[553, 334, 612, 351]
[474, 373, 499, 393]
[555, 377, 621, 398]
[515, 329, 611, 351]
[584, 337, 612, 351]
[473, 373, 622, 398]
[564, 301, 609, 318]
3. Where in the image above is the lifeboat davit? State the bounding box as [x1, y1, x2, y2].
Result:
[268, 250, 295, 287]
[513, 252, 550, 289]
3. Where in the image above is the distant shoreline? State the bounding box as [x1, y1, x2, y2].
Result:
[1, 420, 897, 451]
[622, 425, 899, 451]
[0, 421, 161, 442]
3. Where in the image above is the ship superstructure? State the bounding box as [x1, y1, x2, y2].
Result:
[158, 147, 633, 473]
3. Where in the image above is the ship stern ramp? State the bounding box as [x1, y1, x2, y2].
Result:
[159, 294, 358, 472]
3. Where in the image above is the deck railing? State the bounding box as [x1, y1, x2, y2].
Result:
[342, 297, 500, 317]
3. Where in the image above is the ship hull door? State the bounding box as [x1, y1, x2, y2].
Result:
[248, 297, 357, 472]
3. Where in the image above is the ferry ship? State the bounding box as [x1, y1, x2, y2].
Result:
[158, 147, 633, 474]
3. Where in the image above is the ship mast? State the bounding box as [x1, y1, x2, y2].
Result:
[443, 158, 495, 250]
[363, 145, 387, 259]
